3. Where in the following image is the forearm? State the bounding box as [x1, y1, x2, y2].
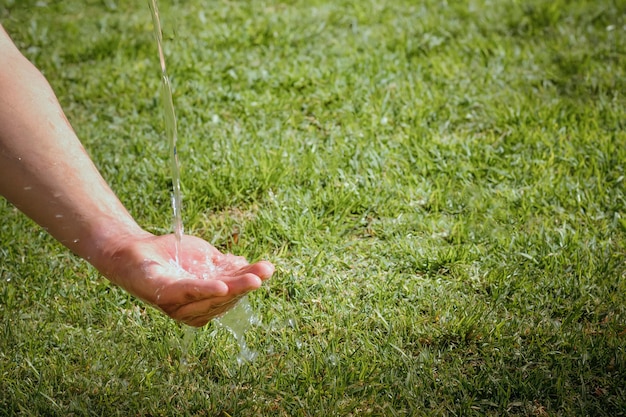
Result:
[0, 25, 148, 270]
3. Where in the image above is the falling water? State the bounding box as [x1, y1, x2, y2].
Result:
[148, 0, 183, 263]
[148, 0, 259, 363]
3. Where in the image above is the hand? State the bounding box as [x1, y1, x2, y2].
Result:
[96, 232, 274, 327]
[0, 27, 273, 327]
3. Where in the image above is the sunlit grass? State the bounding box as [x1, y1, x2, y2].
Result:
[1, 0, 625, 415]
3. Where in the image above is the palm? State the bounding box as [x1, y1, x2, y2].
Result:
[103, 233, 274, 327]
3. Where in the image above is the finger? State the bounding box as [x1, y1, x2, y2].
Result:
[243, 261, 275, 280]
[174, 296, 239, 325]
[156, 278, 229, 305]
[216, 261, 275, 283]
[179, 279, 230, 301]
[223, 273, 263, 295]
[186, 316, 211, 328]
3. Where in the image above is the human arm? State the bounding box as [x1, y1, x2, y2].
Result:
[0, 24, 273, 327]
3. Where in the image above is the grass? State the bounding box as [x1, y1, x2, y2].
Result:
[1, 0, 625, 415]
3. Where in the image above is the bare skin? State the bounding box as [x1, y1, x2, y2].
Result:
[0, 25, 273, 327]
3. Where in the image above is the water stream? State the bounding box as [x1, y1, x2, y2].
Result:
[149, 0, 184, 263]
[148, 0, 258, 363]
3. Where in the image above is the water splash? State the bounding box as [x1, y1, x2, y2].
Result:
[148, 0, 184, 263]
[216, 296, 260, 364]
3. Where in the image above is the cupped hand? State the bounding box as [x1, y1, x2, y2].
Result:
[96, 232, 274, 327]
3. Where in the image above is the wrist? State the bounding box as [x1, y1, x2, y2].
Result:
[80, 217, 152, 279]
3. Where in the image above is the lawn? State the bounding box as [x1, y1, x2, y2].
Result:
[1, 0, 625, 415]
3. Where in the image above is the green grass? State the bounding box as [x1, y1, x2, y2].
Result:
[1, 0, 625, 415]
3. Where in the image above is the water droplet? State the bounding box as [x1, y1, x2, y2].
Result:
[327, 354, 338, 366]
